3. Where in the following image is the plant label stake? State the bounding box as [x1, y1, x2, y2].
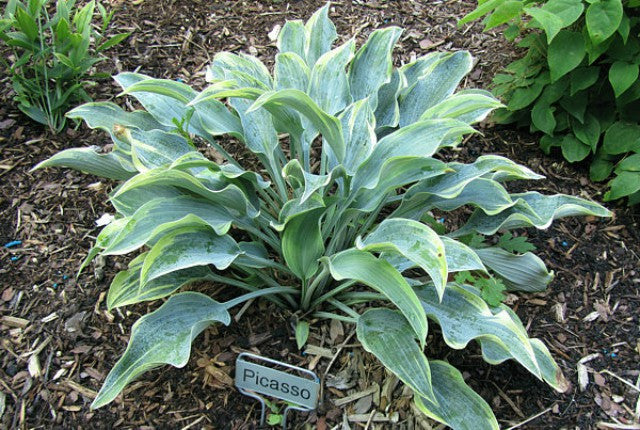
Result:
[235, 352, 320, 429]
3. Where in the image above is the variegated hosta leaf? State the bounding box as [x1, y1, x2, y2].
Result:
[419, 89, 504, 124]
[32, 147, 135, 180]
[140, 226, 242, 286]
[250, 89, 345, 162]
[415, 283, 570, 391]
[91, 292, 231, 409]
[475, 247, 553, 292]
[110, 184, 184, 217]
[324, 249, 428, 344]
[308, 39, 355, 115]
[274, 52, 310, 91]
[402, 178, 516, 217]
[384, 237, 486, 275]
[66, 102, 170, 141]
[282, 159, 345, 203]
[374, 68, 405, 130]
[210, 52, 273, 89]
[453, 192, 612, 237]
[351, 119, 475, 192]
[348, 27, 403, 106]
[339, 99, 377, 175]
[282, 207, 325, 281]
[277, 19, 306, 59]
[356, 218, 448, 299]
[101, 196, 236, 255]
[303, 3, 337, 68]
[414, 360, 498, 430]
[126, 129, 193, 172]
[356, 308, 436, 402]
[107, 252, 213, 309]
[399, 51, 473, 127]
[271, 194, 325, 231]
[112, 166, 257, 218]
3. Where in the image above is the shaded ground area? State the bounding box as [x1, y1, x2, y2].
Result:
[1, 1, 639, 429]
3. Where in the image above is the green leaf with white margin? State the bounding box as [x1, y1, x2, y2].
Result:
[351, 119, 474, 192]
[249, 89, 345, 162]
[338, 99, 377, 175]
[452, 192, 611, 237]
[374, 68, 405, 130]
[356, 218, 448, 299]
[396, 178, 516, 219]
[356, 308, 436, 402]
[282, 207, 325, 281]
[475, 247, 553, 292]
[274, 52, 310, 91]
[271, 193, 326, 231]
[420, 89, 503, 124]
[107, 253, 213, 309]
[140, 226, 242, 286]
[348, 27, 403, 106]
[308, 39, 355, 115]
[282, 159, 345, 203]
[112, 167, 257, 218]
[414, 360, 499, 430]
[277, 19, 306, 59]
[303, 3, 337, 68]
[415, 283, 569, 391]
[211, 52, 273, 89]
[351, 158, 449, 212]
[128, 129, 193, 171]
[91, 292, 231, 409]
[33, 147, 135, 181]
[102, 196, 236, 255]
[324, 249, 428, 344]
[66, 102, 171, 140]
[399, 51, 473, 127]
[110, 185, 184, 217]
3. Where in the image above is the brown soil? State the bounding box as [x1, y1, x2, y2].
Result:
[1, 1, 638, 429]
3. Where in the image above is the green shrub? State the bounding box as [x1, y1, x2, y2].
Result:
[460, 0, 640, 204]
[0, 0, 129, 132]
[36, 5, 611, 428]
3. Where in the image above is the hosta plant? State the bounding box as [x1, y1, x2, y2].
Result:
[36, 5, 611, 428]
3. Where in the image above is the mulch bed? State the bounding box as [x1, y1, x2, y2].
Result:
[1, 1, 639, 429]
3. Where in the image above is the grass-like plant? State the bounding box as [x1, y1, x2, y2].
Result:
[35, 5, 610, 428]
[0, 0, 129, 132]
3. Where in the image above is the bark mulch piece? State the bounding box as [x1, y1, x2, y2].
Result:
[1, 1, 639, 429]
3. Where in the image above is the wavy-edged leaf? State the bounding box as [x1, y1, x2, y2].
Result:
[140, 226, 242, 285]
[414, 360, 499, 430]
[250, 89, 345, 162]
[419, 89, 503, 124]
[356, 308, 435, 402]
[325, 249, 428, 344]
[308, 39, 355, 115]
[282, 207, 325, 281]
[349, 27, 403, 105]
[351, 119, 474, 192]
[475, 247, 553, 292]
[110, 185, 184, 217]
[453, 192, 611, 236]
[271, 194, 325, 231]
[211, 52, 273, 89]
[33, 147, 135, 180]
[356, 218, 448, 299]
[399, 51, 474, 126]
[91, 292, 231, 409]
[374, 68, 405, 130]
[66, 102, 170, 138]
[107, 253, 212, 309]
[102, 196, 236, 255]
[282, 159, 345, 203]
[338, 99, 377, 175]
[128, 129, 193, 171]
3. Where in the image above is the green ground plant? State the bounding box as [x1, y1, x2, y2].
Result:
[460, 0, 640, 204]
[36, 5, 611, 428]
[0, 0, 129, 132]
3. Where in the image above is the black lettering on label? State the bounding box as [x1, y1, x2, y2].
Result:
[260, 377, 269, 387]
[291, 385, 299, 397]
[270, 380, 280, 390]
[243, 369, 255, 382]
[281, 382, 289, 394]
[301, 389, 310, 400]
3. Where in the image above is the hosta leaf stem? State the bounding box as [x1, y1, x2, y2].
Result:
[313, 311, 356, 324]
[310, 280, 358, 309]
[327, 298, 361, 319]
